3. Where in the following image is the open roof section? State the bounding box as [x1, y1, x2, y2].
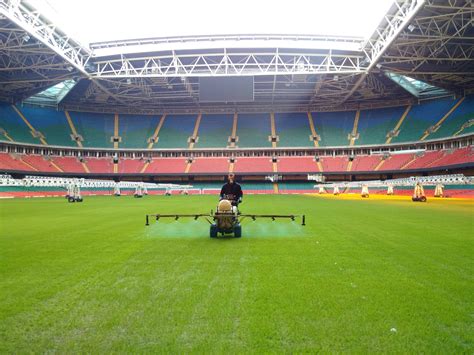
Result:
[25, 0, 394, 46]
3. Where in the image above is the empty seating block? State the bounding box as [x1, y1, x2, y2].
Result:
[379, 153, 414, 171]
[189, 158, 229, 173]
[195, 114, 233, 148]
[0, 104, 39, 144]
[277, 157, 319, 173]
[20, 106, 75, 146]
[312, 111, 355, 147]
[351, 156, 382, 171]
[155, 115, 196, 149]
[356, 106, 406, 145]
[236, 114, 272, 148]
[320, 156, 348, 172]
[274, 113, 312, 147]
[404, 151, 445, 169]
[119, 114, 161, 148]
[392, 97, 458, 143]
[430, 147, 473, 167]
[233, 157, 273, 173]
[53, 156, 86, 173]
[21, 155, 58, 172]
[0, 153, 34, 171]
[119, 159, 146, 174]
[86, 158, 114, 174]
[69, 111, 115, 148]
[428, 95, 474, 139]
[146, 158, 187, 174]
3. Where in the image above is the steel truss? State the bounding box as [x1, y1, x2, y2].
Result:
[0, 0, 472, 111]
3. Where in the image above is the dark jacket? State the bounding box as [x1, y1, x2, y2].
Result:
[220, 182, 243, 203]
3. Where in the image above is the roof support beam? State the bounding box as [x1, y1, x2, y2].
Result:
[340, 0, 426, 104]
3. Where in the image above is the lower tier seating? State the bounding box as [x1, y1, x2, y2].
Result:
[189, 158, 229, 174]
[0, 148, 472, 174]
[233, 157, 273, 173]
[277, 157, 320, 173]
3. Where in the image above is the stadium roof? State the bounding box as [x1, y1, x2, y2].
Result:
[0, 0, 473, 113]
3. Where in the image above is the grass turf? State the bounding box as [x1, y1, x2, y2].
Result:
[0, 194, 473, 352]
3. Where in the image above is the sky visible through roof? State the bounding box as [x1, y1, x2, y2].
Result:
[26, 0, 394, 47]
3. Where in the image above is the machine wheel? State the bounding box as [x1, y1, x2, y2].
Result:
[77, 198, 83, 202]
[68, 196, 75, 203]
[420, 196, 427, 202]
[234, 224, 242, 238]
[210, 224, 218, 238]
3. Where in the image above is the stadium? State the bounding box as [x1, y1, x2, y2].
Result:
[0, 0, 473, 352]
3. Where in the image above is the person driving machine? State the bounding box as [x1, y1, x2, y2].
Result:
[220, 173, 243, 206]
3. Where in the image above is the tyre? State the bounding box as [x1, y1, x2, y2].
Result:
[68, 196, 75, 203]
[210, 224, 218, 238]
[420, 196, 427, 202]
[234, 224, 242, 238]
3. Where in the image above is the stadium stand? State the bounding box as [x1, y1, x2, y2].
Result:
[277, 156, 320, 173]
[403, 150, 446, 170]
[235, 114, 272, 148]
[118, 158, 146, 174]
[154, 114, 196, 149]
[356, 106, 407, 145]
[189, 157, 229, 174]
[0, 152, 35, 171]
[391, 97, 459, 143]
[195, 114, 233, 148]
[19, 106, 75, 147]
[85, 157, 114, 174]
[427, 95, 474, 140]
[21, 154, 60, 172]
[378, 153, 415, 171]
[52, 156, 86, 173]
[312, 111, 355, 146]
[0, 104, 40, 145]
[274, 113, 312, 147]
[429, 147, 473, 167]
[351, 155, 383, 171]
[68, 111, 115, 148]
[233, 157, 273, 173]
[320, 156, 348, 172]
[144, 158, 188, 174]
[118, 114, 161, 149]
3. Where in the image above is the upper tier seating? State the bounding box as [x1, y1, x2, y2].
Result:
[19, 107, 75, 147]
[195, 114, 233, 148]
[119, 114, 161, 149]
[236, 114, 272, 148]
[1, 96, 472, 149]
[274, 113, 312, 147]
[52, 157, 86, 173]
[351, 155, 382, 171]
[277, 156, 319, 173]
[0, 104, 40, 144]
[428, 96, 474, 140]
[68, 111, 115, 148]
[145, 158, 187, 174]
[233, 157, 273, 173]
[154, 115, 196, 149]
[356, 106, 406, 145]
[320, 156, 348, 172]
[312, 111, 355, 147]
[189, 157, 229, 173]
[391, 97, 458, 143]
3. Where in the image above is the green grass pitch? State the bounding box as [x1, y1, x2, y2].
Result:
[0, 194, 473, 352]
